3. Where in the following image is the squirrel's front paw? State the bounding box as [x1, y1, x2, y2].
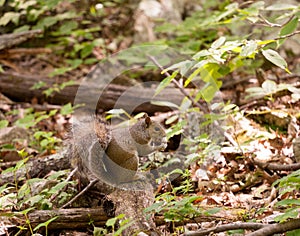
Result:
[151, 137, 168, 151]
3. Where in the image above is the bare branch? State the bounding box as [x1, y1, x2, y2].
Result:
[247, 218, 300, 236]
[184, 222, 266, 236]
[275, 30, 300, 40]
[148, 55, 209, 113]
[252, 159, 300, 172]
[60, 178, 99, 209]
[257, 14, 282, 27]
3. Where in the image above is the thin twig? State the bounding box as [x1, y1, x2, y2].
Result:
[60, 178, 99, 209]
[148, 55, 209, 113]
[184, 222, 267, 236]
[247, 218, 300, 236]
[275, 30, 300, 40]
[49, 167, 78, 203]
[257, 14, 281, 27]
[252, 159, 300, 171]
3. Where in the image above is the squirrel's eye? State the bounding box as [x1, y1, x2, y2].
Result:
[154, 127, 160, 131]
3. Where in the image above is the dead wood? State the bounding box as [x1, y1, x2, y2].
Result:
[185, 222, 266, 236]
[0, 72, 185, 114]
[2, 206, 241, 233]
[0, 30, 43, 51]
[247, 218, 300, 236]
[107, 182, 157, 235]
[185, 218, 300, 236]
[0, 48, 52, 59]
[252, 159, 300, 171]
[7, 208, 109, 230]
[0, 150, 71, 186]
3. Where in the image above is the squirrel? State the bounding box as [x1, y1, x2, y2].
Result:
[68, 113, 167, 186]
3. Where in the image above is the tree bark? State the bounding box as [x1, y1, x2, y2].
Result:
[0, 30, 42, 50]
[2, 206, 238, 232]
[0, 150, 71, 186]
[107, 182, 158, 235]
[0, 72, 184, 114]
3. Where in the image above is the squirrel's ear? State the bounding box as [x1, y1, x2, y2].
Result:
[145, 116, 151, 128]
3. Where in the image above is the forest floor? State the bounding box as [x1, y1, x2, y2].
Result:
[1, 1, 300, 235]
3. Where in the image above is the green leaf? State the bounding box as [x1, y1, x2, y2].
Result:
[67, 59, 83, 69]
[33, 216, 59, 231]
[48, 182, 69, 193]
[165, 115, 179, 125]
[40, 139, 50, 147]
[280, 17, 299, 36]
[0, 120, 9, 128]
[15, 114, 36, 128]
[59, 80, 75, 90]
[179, 97, 192, 112]
[106, 214, 125, 227]
[155, 71, 178, 96]
[162, 60, 191, 74]
[45, 0, 63, 9]
[278, 17, 299, 46]
[205, 207, 221, 215]
[211, 36, 226, 49]
[114, 219, 133, 236]
[35, 114, 51, 123]
[200, 63, 223, 82]
[274, 208, 299, 222]
[262, 80, 277, 94]
[49, 109, 58, 116]
[60, 103, 74, 115]
[106, 108, 127, 115]
[84, 58, 98, 65]
[34, 16, 58, 29]
[261, 49, 289, 72]
[0, 144, 15, 152]
[46, 170, 68, 180]
[49, 67, 72, 77]
[193, 50, 211, 61]
[34, 131, 45, 139]
[240, 40, 258, 58]
[166, 120, 185, 139]
[215, 3, 238, 22]
[25, 194, 44, 206]
[265, 3, 298, 11]
[185, 153, 200, 165]
[145, 201, 165, 213]
[14, 25, 31, 33]
[80, 44, 94, 58]
[199, 82, 221, 102]
[0, 12, 20, 26]
[30, 81, 47, 90]
[244, 1, 265, 16]
[20, 207, 35, 215]
[18, 0, 36, 9]
[150, 100, 179, 109]
[58, 21, 78, 34]
[287, 228, 300, 236]
[184, 66, 202, 87]
[276, 199, 300, 207]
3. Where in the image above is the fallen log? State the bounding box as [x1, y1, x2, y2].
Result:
[0, 30, 43, 51]
[0, 150, 70, 186]
[0, 72, 185, 114]
[1, 206, 238, 232]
